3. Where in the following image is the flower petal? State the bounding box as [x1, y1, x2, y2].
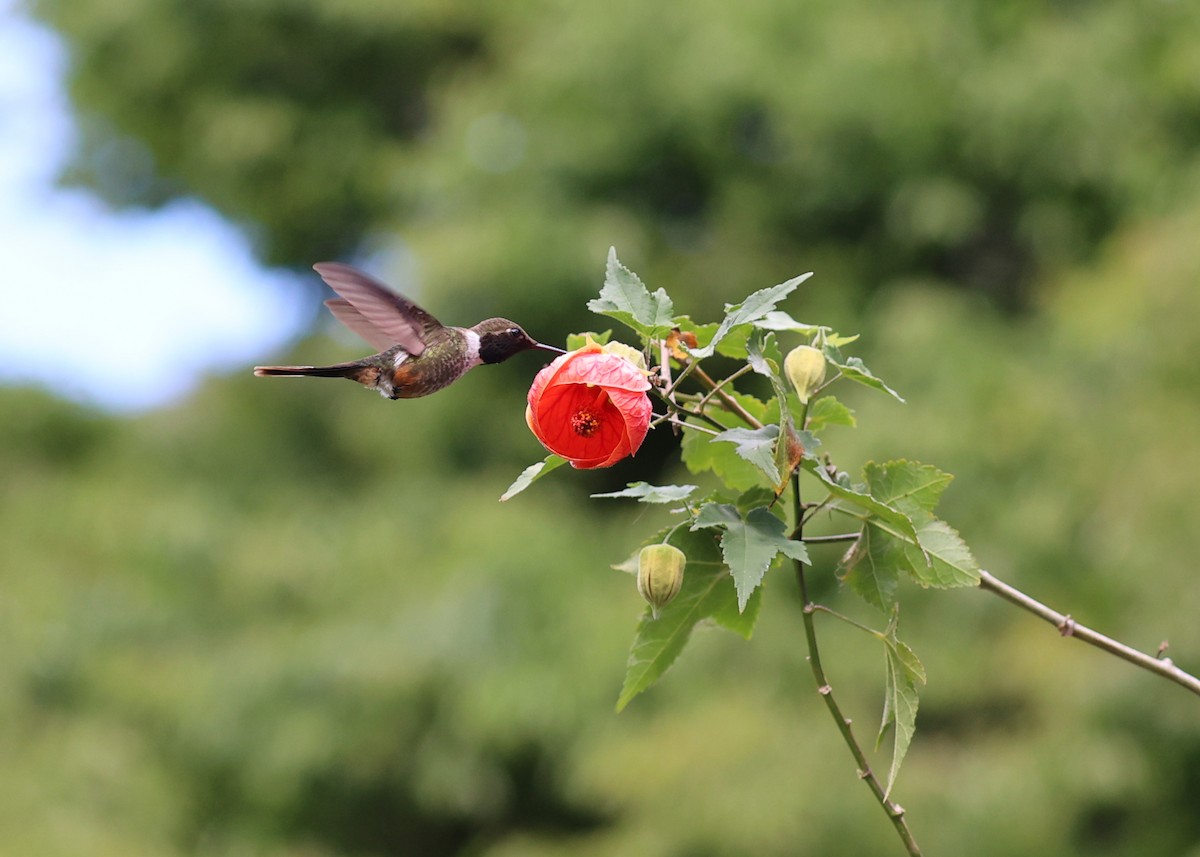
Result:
[525, 343, 653, 468]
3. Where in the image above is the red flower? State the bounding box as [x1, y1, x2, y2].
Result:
[526, 342, 652, 469]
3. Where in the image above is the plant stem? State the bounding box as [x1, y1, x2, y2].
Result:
[802, 532, 861, 544]
[648, 385, 727, 433]
[691, 364, 764, 429]
[809, 603, 886, 638]
[695, 363, 754, 411]
[668, 417, 721, 436]
[791, 473, 923, 856]
[978, 570, 1200, 697]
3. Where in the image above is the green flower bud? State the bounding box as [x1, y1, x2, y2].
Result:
[637, 544, 686, 618]
[784, 345, 827, 404]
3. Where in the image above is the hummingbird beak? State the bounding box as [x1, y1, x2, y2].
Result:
[533, 341, 567, 355]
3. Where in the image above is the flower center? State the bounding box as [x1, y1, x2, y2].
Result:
[571, 409, 600, 437]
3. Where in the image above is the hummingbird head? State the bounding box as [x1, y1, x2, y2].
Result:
[473, 318, 565, 364]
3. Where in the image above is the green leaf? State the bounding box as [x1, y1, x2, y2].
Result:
[826, 351, 905, 403]
[734, 486, 778, 514]
[712, 425, 781, 485]
[891, 636, 927, 686]
[807, 395, 856, 431]
[711, 584, 763, 638]
[587, 247, 675, 337]
[592, 482, 699, 504]
[745, 330, 784, 378]
[611, 525, 675, 575]
[565, 330, 612, 350]
[802, 458, 923, 547]
[751, 309, 819, 333]
[680, 392, 771, 491]
[839, 525, 901, 612]
[675, 317, 755, 359]
[616, 528, 756, 711]
[499, 455, 567, 501]
[849, 458, 979, 590]
[879, 635, 921, 798]
[720, 507, 808, 610]
[900, 516, 980, 588]
[687, 273, 812, 359]
[864, 460, 952, 515]
[691, 502, 742, 529]
[842, 515, 979, 606]
[692, 503, 808, 611]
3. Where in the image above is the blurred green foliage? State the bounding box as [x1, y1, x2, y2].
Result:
[8, 0, 1200, 854]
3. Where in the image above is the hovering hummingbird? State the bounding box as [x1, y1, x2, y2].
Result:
[254, 262, 564, 398]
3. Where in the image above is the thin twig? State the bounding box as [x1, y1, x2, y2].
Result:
[810, 604, 884, 638]
[678, 404, 727, 433]
[695, 363, 754, 411]
[791, 473, 923, 856]
[648, 386, 727, 433]
[802, 532, 861, 544]
[668, 417, 721, 436]
[978, 570, 1200, 697]
[691, 364, 764, 429]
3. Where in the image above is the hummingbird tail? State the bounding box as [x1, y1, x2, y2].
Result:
[253, 363, 367, 380]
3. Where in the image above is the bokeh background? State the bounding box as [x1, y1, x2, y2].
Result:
[3, 1, 1200, 854]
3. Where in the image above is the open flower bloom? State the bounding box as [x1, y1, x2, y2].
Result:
[526, 341, 652, 469]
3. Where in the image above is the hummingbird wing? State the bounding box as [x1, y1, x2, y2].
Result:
[313, 262, 443, 357]
[323, 299, 405, 352]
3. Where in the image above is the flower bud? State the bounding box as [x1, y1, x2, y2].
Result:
[602, 340, 648, 372]
[784, 345, 827, 404]
[637, 544, 686, 618]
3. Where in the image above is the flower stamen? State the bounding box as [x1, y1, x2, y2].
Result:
[571, 409, 601, 437]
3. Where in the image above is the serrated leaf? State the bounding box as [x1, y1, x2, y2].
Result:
[616, 528, 756, 711]
[864, 460, 953, 515]
[694, 504, 807, 611]
[592, 482, 698, 504]
[901, 516, 980, 588]
[687, 273, 811, 359]
[720, 507, 808, 610]
[710, 584, 763, 638]
[691, 501, 742, 529]
[565, 330, 612, 350]
[839, 524, 901, 612]
[683, 429, 767, 492]
[712, 425, 781, 485]
[587, 247, 675, 337]
[751, 309, 819, 333]
[824, 331, 861, 348]
[803, 459, 923, 547]
[807, 395, 856, 431]
[681, 392, 771, 491]
[745, 331, 783, 378]
[879, 641, 920, 798]
[892, 637, 927, 686]
[734, 486, 778, 514]
[826, 352, 905, 403]
[845, 514, 978, 601]
[500, 455, 567, 501]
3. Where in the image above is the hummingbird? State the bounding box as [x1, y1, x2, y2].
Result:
[254, 262, 564, 398]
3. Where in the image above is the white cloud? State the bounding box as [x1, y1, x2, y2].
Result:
[0, 3, 309, 411]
